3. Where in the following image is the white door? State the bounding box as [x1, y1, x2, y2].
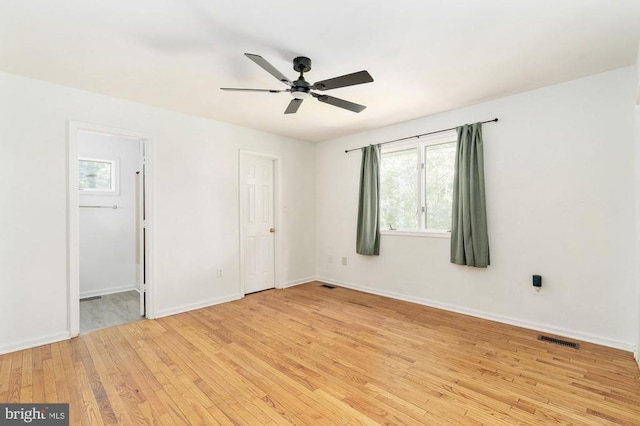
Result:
[240, 153, 275, 294]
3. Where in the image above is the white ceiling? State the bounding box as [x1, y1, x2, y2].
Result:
[1, 0, 639, 142]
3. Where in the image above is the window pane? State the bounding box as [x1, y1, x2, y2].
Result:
[380, 148, 418, 230]
[425, 142, 455, 231]
[79, 159, 112, 191]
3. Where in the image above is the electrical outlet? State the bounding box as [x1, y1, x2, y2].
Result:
[532, 275, 542, 294]
[216, 268, 223, 278]
[341, 256, 347, 266]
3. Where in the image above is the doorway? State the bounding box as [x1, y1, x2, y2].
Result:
[239, 151, 280, 294]
[68, 122, 152, 336]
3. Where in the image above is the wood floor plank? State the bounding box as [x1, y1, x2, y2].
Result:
[42, 358, 57, 402]
[1, 282, 640, 424]
[6, 351, 22, 403]
[76, 339, 118, 425]
[57, 341, 89, 423]
[70, 347, 105, 426]
[30, 347, 46, 404]
[0, 354, 7, 394]
[85, 331, 146, 425]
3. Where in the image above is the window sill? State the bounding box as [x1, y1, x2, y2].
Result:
[380, 230, 451, 239]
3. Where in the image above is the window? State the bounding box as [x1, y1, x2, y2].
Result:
[380, 148, 419, 230]
[380, 137, 456, 235]
[78, 158, 118, 193]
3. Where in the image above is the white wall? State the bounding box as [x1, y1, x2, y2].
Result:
[635, 103, 640, 365]
[78, 132, 140, 298]
[0, 70, 316, 354]
[316, 66, 638, 350]
[635, 44, 640, 366]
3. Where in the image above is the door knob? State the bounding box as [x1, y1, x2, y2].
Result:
[269, 228, 275, 233]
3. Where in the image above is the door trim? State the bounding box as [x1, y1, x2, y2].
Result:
[239, 150, 282, 295]
[67, 121, 155, 337]
[137, 139, 147, 317]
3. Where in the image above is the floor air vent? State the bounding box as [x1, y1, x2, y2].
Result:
[320, 284, 336, 289]
[80, 296, 102, 302]
[537, 335, 580, 349]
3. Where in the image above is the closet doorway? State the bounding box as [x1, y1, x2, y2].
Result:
[68, 123, 152, 335]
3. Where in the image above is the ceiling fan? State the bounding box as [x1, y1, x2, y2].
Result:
[221, 53, 374, 114]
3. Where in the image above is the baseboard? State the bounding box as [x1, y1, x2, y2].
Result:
[280, 276, 317, 289]
[0, 332, 70, 356]
[80, 285, 137, 299]
[317, 277, 634, 353]
[155, 293, 242, 318]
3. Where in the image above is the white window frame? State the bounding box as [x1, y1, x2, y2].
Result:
[380, 131, 456, 238]
[78, 156, 119, 195]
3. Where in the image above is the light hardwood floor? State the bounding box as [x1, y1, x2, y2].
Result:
[1, 282, 639, 425]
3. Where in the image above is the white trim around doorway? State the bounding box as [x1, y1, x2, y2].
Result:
[67, 121, 155, 337]
[238, 150, 283, 295]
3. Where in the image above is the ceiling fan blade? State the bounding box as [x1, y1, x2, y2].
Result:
[284, 99, 303, 114]
[312, 93, 366, 113]
[245, 53, 292, 86]
[311, 70, 373, 91]
[220, 88, 285, 93]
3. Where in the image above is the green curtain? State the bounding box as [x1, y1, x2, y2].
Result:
[451, 123, 490, 267]
[356, 144, 381, 256]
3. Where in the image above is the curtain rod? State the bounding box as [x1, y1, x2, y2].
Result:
[344, 118, 499, 153]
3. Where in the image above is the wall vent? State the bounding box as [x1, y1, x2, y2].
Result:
[320, 284, 336, 289]
[537, 335, 580, 349]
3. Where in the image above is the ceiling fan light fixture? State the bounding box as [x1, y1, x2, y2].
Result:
[291, 90, 310, 100]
